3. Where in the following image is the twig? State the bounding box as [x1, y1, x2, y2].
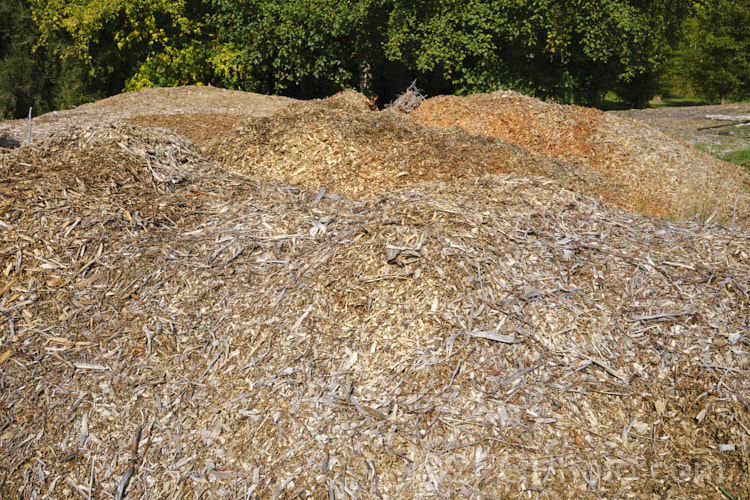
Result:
[88, 446, 98, 500]
[470, 330, 523, 344]
[627, 309, 696, 323]
[732, 190, 745, 233]
[115, 426, 142, 500]
[27, 107, 32, 145]
[440, 347, 475, 395]
[493, 361, 543, 391]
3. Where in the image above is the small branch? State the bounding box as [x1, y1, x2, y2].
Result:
[627, 309, 696, 323]
[732, 191, 745, 233]
[698, 114, 750, 130]
[27, 107, 32, 146]
[705, 114, 750, 122]
[114, 426, 142, 500]
[88, 446, 98, 500]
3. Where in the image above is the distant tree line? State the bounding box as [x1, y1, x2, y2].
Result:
[1, 0, 749, 119]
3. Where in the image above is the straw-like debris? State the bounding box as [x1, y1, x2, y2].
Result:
[206, 95, 628, 205]
[22, 123, 220, 193]
[1, 110, 748, 498]
[387, 80, 427, 114]
[412, 91, 749, 224]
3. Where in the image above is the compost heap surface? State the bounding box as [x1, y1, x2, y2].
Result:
[411, 91, 749, 223]
[1, 118, 749, 499]
[205, 92, 627, 205]
[0, 86, 293, 148]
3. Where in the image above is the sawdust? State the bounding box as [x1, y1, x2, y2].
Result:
[123, 114, 245, 148]
[411, 91, 749, 223]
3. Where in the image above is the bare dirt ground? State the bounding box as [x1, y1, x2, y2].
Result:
[1, 87, 749, 499]
[614, 102, 750, 144]
[615, 103, 750, 168]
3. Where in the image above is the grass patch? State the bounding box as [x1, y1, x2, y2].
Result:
[722, 147, 750, 168]
[648, 97, 710, 108]
[597, 93, 631, 111]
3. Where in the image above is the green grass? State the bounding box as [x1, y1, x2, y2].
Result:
[598, 93, 750, 110]
[722, 146, 750, 169]
[648, 96, 710, 108]
[689, 123, 750, 175]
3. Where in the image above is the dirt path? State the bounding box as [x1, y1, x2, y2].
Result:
[612, 103, 750, 159]
[613, 102, 750, 137]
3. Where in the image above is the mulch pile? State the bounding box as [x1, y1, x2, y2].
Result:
[0, 89, 749, 499]
[0, 86, 293, 148]
[206, 92, 627, 204]
[411, 91, 749, 223]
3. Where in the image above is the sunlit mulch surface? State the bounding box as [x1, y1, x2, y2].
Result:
[206, 93, 627, 205]
[412, 92, 749, 224]
[0, 86, 294, 147]
[123, 113, 245, 148]
[1, 123, 748, 498]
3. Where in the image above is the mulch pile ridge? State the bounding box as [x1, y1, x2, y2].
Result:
[0, 119, 748, 498]
[0, 86, 293, 148]
[206, 92, 627, 205]
[411, 91, 749, 223]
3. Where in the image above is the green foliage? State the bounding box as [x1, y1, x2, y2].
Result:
[30, 0, 208, 94]
[723, 147, 750, 169]
[384, 0, 696, 106]
[205, 0, 390, 97]
[0, 0, 100, 119]
[11, 0, 711, 112]
[672, 0, 750, 104]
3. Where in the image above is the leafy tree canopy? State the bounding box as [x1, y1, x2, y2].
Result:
[30, 0, 208, 92]
[17, 0, 707, 112]
[673, 0, 750, 104]
[384, 0, 696, 105]
[1, 0, 100, 119]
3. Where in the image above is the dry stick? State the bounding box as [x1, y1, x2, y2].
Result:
[88, 446, 98, 500]
[27, 107, 32, 145]
[115, 426, 142, 500]
[732, 190, 745, 233]
[627, 309, 696, 323]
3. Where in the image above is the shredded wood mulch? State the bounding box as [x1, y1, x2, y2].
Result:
[411, 91, 750, 224]
[206, 92, 627, 205]
[0, 86, 293, 148]
[1, 88, 749, 499]
[123, 113, 246, 148]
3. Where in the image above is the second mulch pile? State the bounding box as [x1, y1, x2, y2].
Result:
[411, 91, 749, 223]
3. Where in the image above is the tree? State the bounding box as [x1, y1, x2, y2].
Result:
[23, 0, 701, 109]
[29, 0, 211, 93]
[674, 0, 750, 104]
[0, 0, 99, 119]
[384, 0, 696, 106]
[204, 0, 391, 98]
